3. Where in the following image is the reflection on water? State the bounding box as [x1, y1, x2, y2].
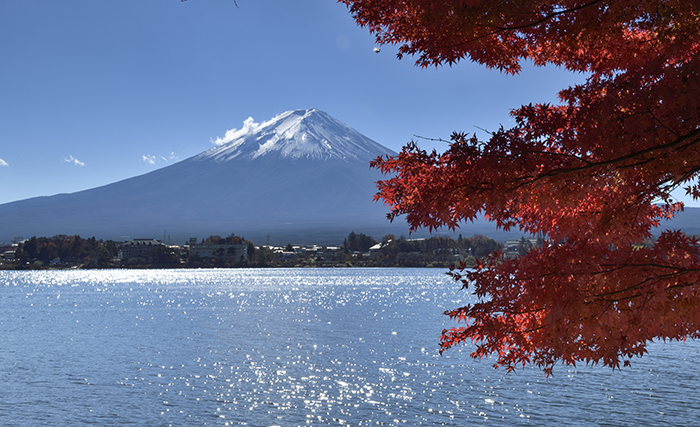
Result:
[1, 268, 698, 426]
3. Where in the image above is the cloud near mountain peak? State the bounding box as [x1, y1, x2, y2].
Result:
[212, 117, 261, 146]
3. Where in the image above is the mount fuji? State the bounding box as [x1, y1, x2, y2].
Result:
[0, 109, 422, 244]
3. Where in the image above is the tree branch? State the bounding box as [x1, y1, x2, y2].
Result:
[493, 0, 606, 32]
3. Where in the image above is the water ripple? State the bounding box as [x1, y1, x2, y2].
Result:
[1, 268, 698, 425]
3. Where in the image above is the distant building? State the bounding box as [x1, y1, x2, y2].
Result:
[368, 242, 385, 259]
[321, 246, 341, 262]
[0, 243, 17, 262]
[503, 238, 539, 259]
[119, 239, 163, 260]
[273, 250, 297, 262]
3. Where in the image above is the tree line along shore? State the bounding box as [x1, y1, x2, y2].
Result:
[0, 232, 523, 270]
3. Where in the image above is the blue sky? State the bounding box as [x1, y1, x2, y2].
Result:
[2, 1, 692, 206]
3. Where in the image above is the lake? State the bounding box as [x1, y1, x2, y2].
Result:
[1, 268, 698, 426]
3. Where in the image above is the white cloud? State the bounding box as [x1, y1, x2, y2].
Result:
[0, 158, 8, 167]
[142, 152, 178, 165]
[212, 117, 260, 145]
[63, 155, 85, 166]
[142, 155, 157, 165]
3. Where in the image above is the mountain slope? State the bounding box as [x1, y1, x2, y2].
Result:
[0, 109, 415, 244]
[3, 108, 695, 244]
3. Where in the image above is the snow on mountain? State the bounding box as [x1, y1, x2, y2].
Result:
[0, 109, 414, 244]
[198, 109, 391, 163]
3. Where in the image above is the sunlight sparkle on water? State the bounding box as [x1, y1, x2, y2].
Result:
[1, 268, 698, 425]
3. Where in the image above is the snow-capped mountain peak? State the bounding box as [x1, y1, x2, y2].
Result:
[196, 109, 393, 163]
[0, 108, 411, 244]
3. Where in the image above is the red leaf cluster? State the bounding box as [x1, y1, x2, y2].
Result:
[342, 0, 700, 373]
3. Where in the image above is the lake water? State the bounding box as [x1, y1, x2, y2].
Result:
[1, 268, 698, 426]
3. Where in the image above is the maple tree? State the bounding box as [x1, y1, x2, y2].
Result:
[340, 0, 700, 375]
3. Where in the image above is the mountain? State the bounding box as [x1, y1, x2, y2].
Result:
[7, 107, 691, 245]
[0, 109, 434, 244]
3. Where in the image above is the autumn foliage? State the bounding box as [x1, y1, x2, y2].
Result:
[341, 0, 700, 374]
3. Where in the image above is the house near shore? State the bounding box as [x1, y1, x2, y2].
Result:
[503, 237, 540, 259]
[1, 245, 16, 262]
[119, 238, 164, 261]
